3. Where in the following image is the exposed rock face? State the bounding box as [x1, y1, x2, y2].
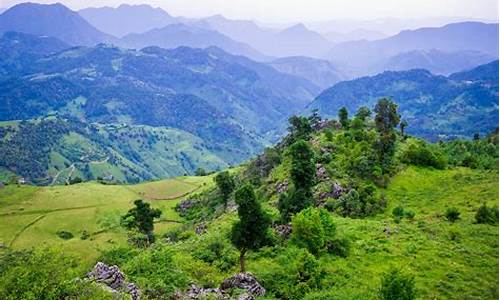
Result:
[220, 273, 266, 297]
[177, 199, 198, 214]
[273, 224, 292, 238]
[317, 181, 345, 207]
[86, 262, 140, 300]
[175, 284, 229, 300]
[195, 223, 207, 235]
[275, 180, 288, 194]
[316, 163, 329, 181]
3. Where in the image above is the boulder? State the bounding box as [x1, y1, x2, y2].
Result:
[273, 224, 292, 238]
[175, 284, 229, 300]
[86, 262, 140, 300]
[220, 273, 265, 297]
[316, 164, 329, 181]
[275, 180, 288, 194]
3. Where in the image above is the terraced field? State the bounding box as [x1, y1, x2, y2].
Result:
[0, 175, 213, 263]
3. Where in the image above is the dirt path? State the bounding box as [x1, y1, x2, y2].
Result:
[9, 215, 45, 247]
[51, 163, 75, 185]
[0, 204, 105, 217]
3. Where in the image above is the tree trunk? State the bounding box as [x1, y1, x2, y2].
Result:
[239, 249, 246, 273]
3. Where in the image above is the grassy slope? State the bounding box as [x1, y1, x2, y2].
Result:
[249, 166, 498, 299]
[0, 175, 213, 266]
[0, 166, 497, 299]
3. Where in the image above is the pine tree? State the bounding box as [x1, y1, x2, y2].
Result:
[231, 184, 270, 272]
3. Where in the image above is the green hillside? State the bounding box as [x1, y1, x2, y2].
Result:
[0, 117, 230, 184]
[0, 101, 497, 299]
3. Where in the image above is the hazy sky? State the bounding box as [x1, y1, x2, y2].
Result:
[1, 0, 498, 22]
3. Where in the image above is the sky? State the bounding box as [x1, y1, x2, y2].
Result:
[0, 0, 498, 22]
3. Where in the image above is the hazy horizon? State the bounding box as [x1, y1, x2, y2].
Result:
[1, 0, 498, 24]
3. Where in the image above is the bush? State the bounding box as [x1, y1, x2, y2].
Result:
[291, 207, 336, 255]
[404, 210, 416, 220]
[392, 206, 405, 219]
[475, 204, 499, 225]
[56, 230, 74, 240]
[400, 139, 447, 169]
[380, 268, 416, 300]
[445, 207, 460, 222]
[80, 230, 90, 240]
[327, 237, 351, 257]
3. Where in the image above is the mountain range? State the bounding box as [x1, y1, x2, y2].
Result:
[308, 60, 499, 140]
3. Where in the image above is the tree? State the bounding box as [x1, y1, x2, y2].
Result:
[374, 98, 401, 171]
[400, 120, 408, 137]
[195, 167, 207, 176]
[338, 107, 349, 129]
[355, 106, 371, 121]
[278, 140, 316, 221]
[291, 207, 336, 255]
[121, 200, 161, 243]
[214, 171, 235, 209]
[231, 184, 270, 272]
[286, 115, 312, 144]
[308, 109, 322, 129]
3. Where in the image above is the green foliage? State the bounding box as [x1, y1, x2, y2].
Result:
[379, 268, 416, 300]
[286, 115, 313, 145]
[195, 167, 207, 176]
[214, 171, 235, 209]
[338, 107, 349, 129]
[441, 137, 498, 170]
[400, 139, 447, 169]
[333, 183, 382, 218]
[445, 207, 461, 222]
[475, 204, 499, 225]
[326, 236, 351, 257]
[257, 247, 325, 300]
[56, 230, 74, 240]
[392, 206, 405, 218]
[374, 98, 400, 172]
[121, 199, 161, 243]
[0, 248, 110, 300]
[279, 140, 315, 222]
[291, 207, 336, 255]
[231, 184, 271, 271]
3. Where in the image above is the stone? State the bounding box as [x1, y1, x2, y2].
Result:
[273, 224, 292, 238]
[175, 284, 229, 300]
[86, 262, 140, 300]
[275, 180, 288, 194]
[220, 273, 265, 297]
[177, 199, 198, 214]
[195, 223, 207, 235]
[316, 164, 329, 181]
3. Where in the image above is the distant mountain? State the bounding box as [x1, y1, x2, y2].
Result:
[308, 62, 499, 140]
[327, 22, 499, 69]
[380, 49, 496, 75]
[0, 2, 115, 46]
[268, 56, 347, 89]
[270, 24, 332, 57]
[449, 60, 499, 84]
[323, 29, 386, 43]
[118, 23, 270, 61]
[0, 31, 69, 79]
[79, 4, 179, 37]
[0, 34, 320, 164]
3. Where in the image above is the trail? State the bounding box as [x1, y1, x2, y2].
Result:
[51, 163, 75, 185]
[9, 215, 45, 247]
[0, 204, 105, 217]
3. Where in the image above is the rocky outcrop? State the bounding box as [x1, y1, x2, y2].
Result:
[176, 199, 199, 214]
[220, 273, 266, 297]
[175, 284, 229, 300]
[275, 180, 288, 194]
[86, 262, 140, 300]
[273, 224, 292, 238]
[316, 164, 329, 181]
[195, 223, 207, 235]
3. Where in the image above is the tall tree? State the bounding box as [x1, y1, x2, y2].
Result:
[286, 115, 312, 145]
[121, 199, 161, 243]
[338, 107, 349, 129]
[278, 140, 315, 222]
[231, 184, 270, 272]
[400, 120, 408, 137]
[374, 98, 400, 171]
[214, 171, 235, 210]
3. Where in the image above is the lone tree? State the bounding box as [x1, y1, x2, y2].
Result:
[338, 107, 349, 129]
[231, 184, 270, 272]
[121, 199, 161, 243]
[214, 171, 235, 209]
[400, 120, 408, 137]
[278, 140, 316, 222]
[374, 98, 400, 171]
[286, 115, 312, 145]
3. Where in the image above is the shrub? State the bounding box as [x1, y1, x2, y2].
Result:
[380, 268, 416, 300]
[392, 206, 405, 219]
[80, 230, 90, 240]
[404, 210, 416, 220]
[400, 139, 447, 169]
[445, 207, 460, 222]
[291, 207, 336, 255]
[327, 237, 351, 257]
[56, 230, 74, 240]
[475, 204, 499, 225]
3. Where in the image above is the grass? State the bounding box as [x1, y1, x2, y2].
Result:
[0, 175, 211, 264]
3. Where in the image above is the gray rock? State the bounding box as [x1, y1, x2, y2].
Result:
[86, 262, 140, 300]
[275, 180, 288, 194]
[220, 273, 265, 297]
[316, 164, 329, 181]
[195, 223, 207, 235]
[273, 224, 292, 238]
